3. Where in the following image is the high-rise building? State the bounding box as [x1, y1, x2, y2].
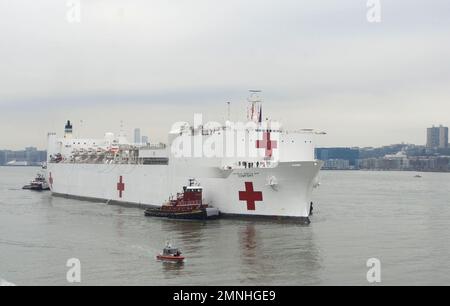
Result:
[0, 151, 6, 165]
[439, 126, 449, 149]
[134, 128, 141, 144]
[427, 125, 448, 149]
[427, 126, 439, 148]
[141, 136, 149, 144]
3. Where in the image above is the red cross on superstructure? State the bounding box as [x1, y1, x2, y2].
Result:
[117, 176, 125, 198]
[239, 182, 263, 211]
[256, 131, 278, 158]
[48, 172, 53, 189]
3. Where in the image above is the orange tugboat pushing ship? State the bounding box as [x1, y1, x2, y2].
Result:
[144, 179, 220, 220]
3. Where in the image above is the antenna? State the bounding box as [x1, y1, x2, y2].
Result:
[78, 119, 83, 138]
[248, 89, 262, 103]
[119, 120, 124, 137]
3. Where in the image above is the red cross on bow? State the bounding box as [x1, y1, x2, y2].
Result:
[239, 182, 263, 211]
[48, 172, 53, 189]
[256, 131, 278, 158]
[117, 176, 125, 198]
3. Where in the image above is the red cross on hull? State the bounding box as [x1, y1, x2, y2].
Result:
[256, 131, 278, 158]
[239, 182, 263, 211]
[117, 176, 125, 198]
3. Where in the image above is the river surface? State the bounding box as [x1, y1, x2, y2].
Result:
[1, 167, 449, 285]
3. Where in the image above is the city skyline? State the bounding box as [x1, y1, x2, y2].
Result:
[1, 1, 450, 149]
[1, 123, 448, 152]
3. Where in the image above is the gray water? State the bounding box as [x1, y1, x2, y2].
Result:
[1, 167, 449, 286]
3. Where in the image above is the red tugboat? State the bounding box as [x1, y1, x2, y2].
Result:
[144, 179, 220, 220]
[156, 242, 185, 262]
[22, 173, 50, 191]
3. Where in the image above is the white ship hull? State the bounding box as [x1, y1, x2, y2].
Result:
[46, 94, 324, 221]
[48, 160, 322, 220]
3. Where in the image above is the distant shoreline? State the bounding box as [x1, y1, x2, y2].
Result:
[321, 169, 450, 173]
[0, 165, 42, 168]
[2, 165, 448, 174]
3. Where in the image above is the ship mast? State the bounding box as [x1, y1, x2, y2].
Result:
[247, 90, 263, 124]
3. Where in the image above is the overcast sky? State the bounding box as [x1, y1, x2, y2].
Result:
[1, 0, 449, 149]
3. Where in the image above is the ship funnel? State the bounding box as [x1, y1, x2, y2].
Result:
[64, 120, 73, 139]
